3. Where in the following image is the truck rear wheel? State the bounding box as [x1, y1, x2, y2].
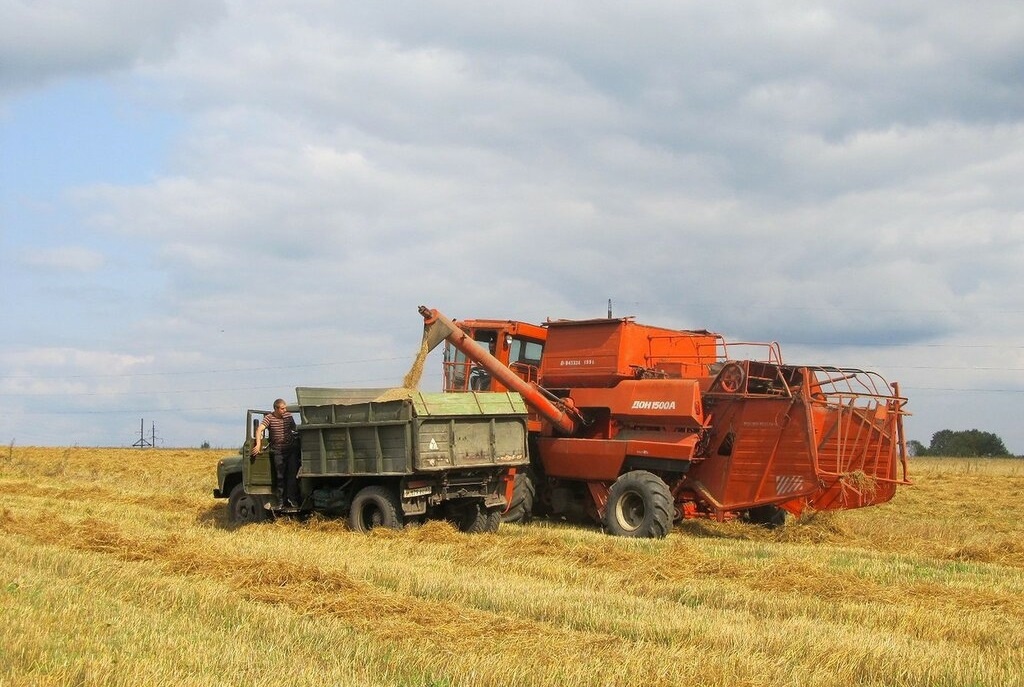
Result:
[603, 471, 673, 538]
[450, 502, 489, 533]
[227, 483, 269, 525]
[503, 470, 536, 524]
[349, 486, 403, 533]
[485, 508, 502, 533]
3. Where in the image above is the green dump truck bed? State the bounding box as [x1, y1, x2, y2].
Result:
[295, 387, 529, 477]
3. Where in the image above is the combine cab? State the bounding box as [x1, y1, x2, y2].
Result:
[423, 306, 909, 537]
[442, 318, 548, 432]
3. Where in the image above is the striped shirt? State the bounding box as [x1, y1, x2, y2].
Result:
[260, 411, 297, 450]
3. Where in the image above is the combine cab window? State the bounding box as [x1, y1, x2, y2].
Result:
[444, 331, 498, 391]
[444, 346, 470, 390]
[469, 333, 498, 390]
[510, 339, 543, 367]
[509, 338, 544, 384]
[442, 326, 545, 391]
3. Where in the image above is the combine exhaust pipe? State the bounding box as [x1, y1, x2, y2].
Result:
[418, 306, 580, 435]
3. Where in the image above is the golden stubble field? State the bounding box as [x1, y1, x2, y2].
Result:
[1, 447, 1023, 687]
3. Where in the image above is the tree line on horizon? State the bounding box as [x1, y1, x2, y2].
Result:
[907, 429, 1015, 458]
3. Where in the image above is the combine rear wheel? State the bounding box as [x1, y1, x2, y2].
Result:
[503, 470, 536, 524]
[349, 486, 403, 533]
[604, 471, 673, 538]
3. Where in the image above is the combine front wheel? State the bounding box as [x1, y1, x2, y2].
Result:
[604, 471, 673, 538]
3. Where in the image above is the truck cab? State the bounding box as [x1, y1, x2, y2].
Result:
[213, 407, 288, 523]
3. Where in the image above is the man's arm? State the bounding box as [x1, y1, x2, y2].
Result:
[251, 417, 269, 456]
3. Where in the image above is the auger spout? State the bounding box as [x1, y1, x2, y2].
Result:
[419, 305, 580, 435]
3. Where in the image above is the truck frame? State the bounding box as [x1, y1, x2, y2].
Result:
[214, 387, 529, 532]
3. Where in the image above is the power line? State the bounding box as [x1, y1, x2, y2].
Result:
[15, 406, 244, 416]
[0, 356, 412, 381]
[617, 299, 1024, 315]
[1, 342, 1021, 386]
[6, 385, 1018, 417]
[0, 374, 408, 398]
[902, 386, 1024, 393]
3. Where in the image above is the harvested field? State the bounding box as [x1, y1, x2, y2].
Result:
[2, 449, 1023, 686]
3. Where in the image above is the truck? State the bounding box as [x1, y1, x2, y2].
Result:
[420, 305, 911, 537]
[213, 387, 529, 532]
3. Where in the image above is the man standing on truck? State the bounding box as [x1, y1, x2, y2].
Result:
[251, 398, 300, 509]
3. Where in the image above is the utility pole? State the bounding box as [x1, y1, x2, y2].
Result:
[133, 419, 154, 448]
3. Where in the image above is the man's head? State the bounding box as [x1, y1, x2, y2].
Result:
[273, 399, 287, 417]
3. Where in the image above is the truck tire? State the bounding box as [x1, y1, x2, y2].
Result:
[503, 470, 536, 524]
[349, 486, 403, 533]
[452, 502, 489, 533]
[227, 483, 269, 525]
[603, 471, 673, 538]
[485, 508, 502, 533]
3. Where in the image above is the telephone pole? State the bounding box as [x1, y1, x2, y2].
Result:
[132, 419, 154, 448]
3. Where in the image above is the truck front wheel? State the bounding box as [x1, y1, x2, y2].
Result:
[603, 471, 673, 538]
[349, 486, 403, 533]
[227, 483, 269, 525]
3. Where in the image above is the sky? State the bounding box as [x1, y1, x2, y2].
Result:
[1, 1, 1022, 452]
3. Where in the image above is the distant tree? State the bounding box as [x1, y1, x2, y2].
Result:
[200, 441, 211, 450]
[924, 429, 1010, 457]
[906, 439, 928, 457]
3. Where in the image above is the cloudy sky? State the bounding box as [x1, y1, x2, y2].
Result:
[1, 1, 1022, 453]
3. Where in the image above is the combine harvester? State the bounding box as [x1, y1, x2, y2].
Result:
[419, 306, 910, 538]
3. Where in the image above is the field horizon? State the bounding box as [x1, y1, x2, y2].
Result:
[2, 448, 1023, 686]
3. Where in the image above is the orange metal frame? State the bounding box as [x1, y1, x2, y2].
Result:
[422, 306, 910, 524]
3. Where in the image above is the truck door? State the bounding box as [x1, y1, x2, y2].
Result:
[243, 409, 275, 495]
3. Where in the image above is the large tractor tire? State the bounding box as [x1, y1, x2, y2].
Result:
[348, 485, 404, 533]
[503, 470, 536, 524]
[227, 483, 269, 525]
[603, 471, 673, 538]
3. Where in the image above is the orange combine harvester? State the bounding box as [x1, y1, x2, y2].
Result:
[419, 306, 910, 538]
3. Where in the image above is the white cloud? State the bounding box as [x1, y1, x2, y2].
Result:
[0, 0, 225, 96]
[22, 245, 106, 272]
[3, 1, 1024, 451]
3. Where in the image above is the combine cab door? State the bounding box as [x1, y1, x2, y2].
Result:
[243, 409, 275, 495]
